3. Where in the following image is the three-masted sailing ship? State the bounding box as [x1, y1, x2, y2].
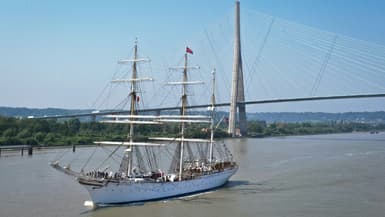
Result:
[51, 42, 238, 205]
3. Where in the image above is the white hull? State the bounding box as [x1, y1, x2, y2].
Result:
[82, 167, 238, 204]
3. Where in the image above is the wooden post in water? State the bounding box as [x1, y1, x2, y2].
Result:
[21, 148, 24, 156]
[28, 146, 33, 156]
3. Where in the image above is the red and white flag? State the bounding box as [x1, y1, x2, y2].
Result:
[186, 47, 193, 54]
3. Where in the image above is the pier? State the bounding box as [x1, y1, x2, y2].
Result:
[0, 145, 33, 157]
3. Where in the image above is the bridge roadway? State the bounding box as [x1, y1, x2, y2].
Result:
[35, 93, 385, 119]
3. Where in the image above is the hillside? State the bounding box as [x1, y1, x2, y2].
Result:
[0, 107, 93, 118]
[1, 106, 385, 123]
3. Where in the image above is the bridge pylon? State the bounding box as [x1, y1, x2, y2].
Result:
[228, 0, 247, 137]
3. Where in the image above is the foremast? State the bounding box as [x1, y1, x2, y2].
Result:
[127, 40, 138, 177]
[96, 39, 158, 178]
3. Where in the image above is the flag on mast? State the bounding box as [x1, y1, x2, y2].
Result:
[186, 47, 193, 54]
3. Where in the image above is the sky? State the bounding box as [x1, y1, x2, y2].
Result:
[1, 0, 385, 112]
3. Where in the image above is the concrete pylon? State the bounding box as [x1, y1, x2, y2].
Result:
[228, 0, 247, 137]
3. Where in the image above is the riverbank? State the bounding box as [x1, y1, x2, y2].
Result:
[246, 121, 385, 138]
[1, 116, 384, 147]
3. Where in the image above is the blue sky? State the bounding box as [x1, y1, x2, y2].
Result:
[1, 0, 385, 112]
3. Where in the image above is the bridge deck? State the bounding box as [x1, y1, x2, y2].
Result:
[33, 93, 385, 120]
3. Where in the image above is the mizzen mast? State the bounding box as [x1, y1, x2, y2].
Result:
[209, 68, 216, 165]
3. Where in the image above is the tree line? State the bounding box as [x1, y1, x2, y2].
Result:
[247, 120, 385, 137]
[0, 116, 384, 146]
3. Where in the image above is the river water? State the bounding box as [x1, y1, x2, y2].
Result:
[1, 132, 385, 217]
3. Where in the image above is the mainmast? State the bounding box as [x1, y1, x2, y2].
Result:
[178, 53, 188, 181]
[150, 47, 202, 181]
[181, 53, 188, 116]
[166, 48, 200, 181]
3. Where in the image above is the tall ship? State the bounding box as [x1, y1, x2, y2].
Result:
[51, 41, 238, 205]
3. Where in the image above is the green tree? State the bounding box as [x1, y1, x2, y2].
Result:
[17, 129, 32, 138]
[65, 119, 81, 135]
[34, 132, 46, 144]
[2, 128, 17, 137]
[43, 133, 56, 145]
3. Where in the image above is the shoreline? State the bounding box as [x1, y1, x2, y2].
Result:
[1, 130, 382, 153]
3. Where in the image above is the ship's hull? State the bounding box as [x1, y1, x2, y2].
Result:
[82, 167, 238, 205]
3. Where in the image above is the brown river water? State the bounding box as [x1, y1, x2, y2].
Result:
[1, 132, 385, 217]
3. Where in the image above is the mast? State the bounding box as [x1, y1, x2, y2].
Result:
[127, 39, 139, 177]
[178, 53, 188, 181]
[94, 40, 155, 178]
[152, 48, 200, 181]
[209, 68, 216, 166]
[181, 53, 188, 116]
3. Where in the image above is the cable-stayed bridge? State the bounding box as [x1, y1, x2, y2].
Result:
[35, 1, 385, 136]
